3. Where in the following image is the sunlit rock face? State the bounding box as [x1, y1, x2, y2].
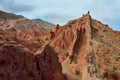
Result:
[0, 10, 120, 80]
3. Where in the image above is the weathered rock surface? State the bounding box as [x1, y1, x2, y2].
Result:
[45, 13, 91, 80]
[0, 43, 64, 80]
[0, 18, 49, 52]
[0, 10, 65, 80]
[46, 12, 120, 80]
[0, 10, 120, 80]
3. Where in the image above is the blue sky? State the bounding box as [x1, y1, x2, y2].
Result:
[0, 0, 120, 31]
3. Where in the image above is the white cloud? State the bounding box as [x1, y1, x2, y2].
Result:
[0, 0, 120, 30]
[0, 0, 34, 13]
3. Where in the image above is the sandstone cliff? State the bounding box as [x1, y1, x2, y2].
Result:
[47, 12, 120, 80]
[0, 10, 120, 80]
[0, 10, 65, 80]
[0, 43, 64, 80]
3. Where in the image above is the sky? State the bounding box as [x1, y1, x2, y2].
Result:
[0, 0, 120, 31]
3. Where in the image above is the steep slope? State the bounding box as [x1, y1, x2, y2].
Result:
[0, 10, 66, 80]
[46, 12, 120, 80]
[90, 19, 120, 80]
[0, 43, 64, 80]
[0, 10, 120, 80]
[46, 12, 92, 80]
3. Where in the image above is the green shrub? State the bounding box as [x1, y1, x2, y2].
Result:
[107, 69, 116, 75]
[97, 73, 104, 80]
[92, 27, 98, 33]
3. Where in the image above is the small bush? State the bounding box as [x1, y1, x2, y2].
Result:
[92, 27, 98, 33]
[96, 73, 104, 80]
[107, 69, 116, 75]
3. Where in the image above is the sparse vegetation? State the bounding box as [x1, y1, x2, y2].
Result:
[107, 69, 116, 75]
[92, 27, 98, 33]
[96, 73, 104, 80]
[100, 40, 106, 45]
[100, 40, 112, 46]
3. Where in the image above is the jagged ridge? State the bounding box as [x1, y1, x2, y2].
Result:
[0, 10, 120, 80]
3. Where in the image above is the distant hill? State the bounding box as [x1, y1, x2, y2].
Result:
[32, 18, 54, 30]
[0, 10, 54, 30]
[0, 10, 23, 20]
[32, 18, 53, 25]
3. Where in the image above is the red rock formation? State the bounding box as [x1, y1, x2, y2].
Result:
[47, 12, 120, 80]
[0, 18, 49, 53]
[0, 10, 120, 80]
[35, 44, 64, 80]
[48, 13, 91, 62]
[0, 43, 64, 80]
[44, 13, 92, 80]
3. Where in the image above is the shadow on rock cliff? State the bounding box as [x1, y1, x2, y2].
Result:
[0, 43, 66, 80]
